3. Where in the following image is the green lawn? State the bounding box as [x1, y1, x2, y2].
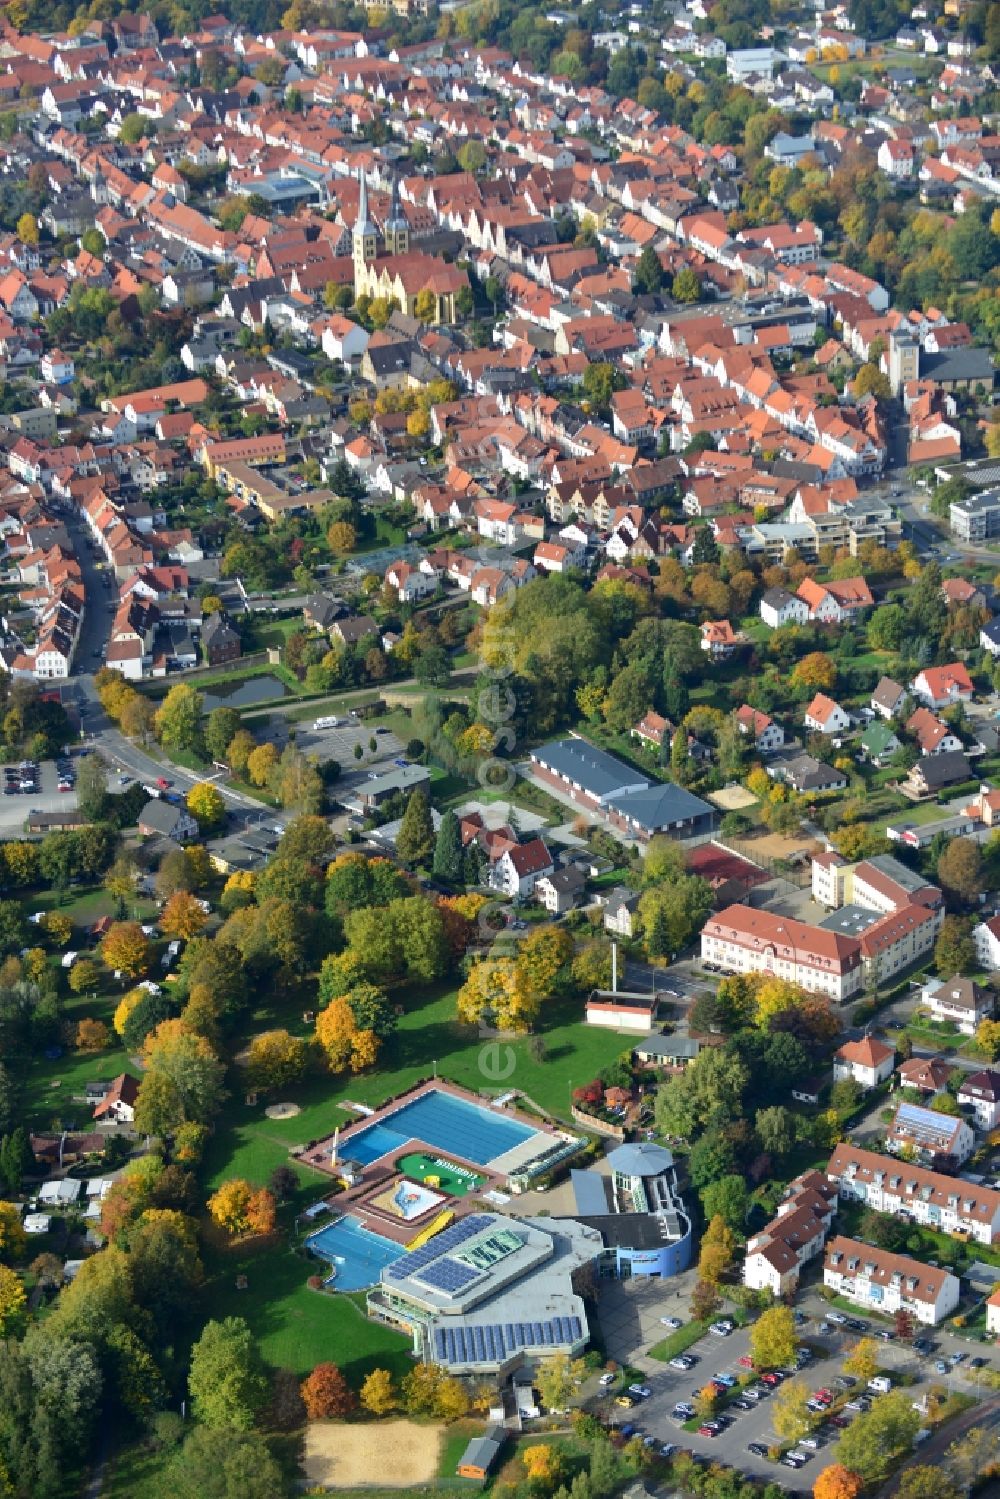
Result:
[203, 983, 615, 1190]
[23, 1034, 136, 1134]
[203, 1241, 412, 1379]
[30, 885, 158, 928]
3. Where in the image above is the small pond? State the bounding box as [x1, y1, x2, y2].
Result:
[201, 674, 289, 711]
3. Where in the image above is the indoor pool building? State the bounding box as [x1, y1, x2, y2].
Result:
[365, 1211, 601, 1377]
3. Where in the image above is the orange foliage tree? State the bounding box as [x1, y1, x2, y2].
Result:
[207, 1179, 277, 1237]
[300, 1362, 357, 1419]
[99, 921, 150, 978]
[813, 1465, 864, 1499]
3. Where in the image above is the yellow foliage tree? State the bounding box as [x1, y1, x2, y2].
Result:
[456, 957, 538, 1032]
[524, 1446, 563, 1486]
[207, 1178, 277, 1237]
[327, 521, 357, 553]
[843, 1337, 878, 1384]
[186, 782, 225, 830]
[100, 921, 150, 978]
[360, 1367, 397, 1415]
[114, 987, 147, 1038]
[246, 742, 279, 787]
[247, 1028, 309, 1092]
[223, 870, 256, 902]
[0, 1265, 26, 1336]
[0, 1201, 26, 1264]
[160, 891, 208, 942]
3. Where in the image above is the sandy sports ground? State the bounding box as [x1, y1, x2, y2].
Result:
[707, 784, 758, 811]
[302, 1419, 443, 1488]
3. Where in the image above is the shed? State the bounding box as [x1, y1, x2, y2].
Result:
[457, 1426, 505, 1480]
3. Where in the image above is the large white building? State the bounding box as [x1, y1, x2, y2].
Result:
[700, 904, 863, 1002]
[826, 1142, 1000, 1245]
[823, 1236, 960, 1325]
[810, 853, 944, 983]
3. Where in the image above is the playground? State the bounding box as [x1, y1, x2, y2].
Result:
[397, 1151, 487, 1197]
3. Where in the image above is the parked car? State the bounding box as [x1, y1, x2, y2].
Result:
[713, 1374, 738, 1388]
[599, 1373, 616, 1387]
[747, 1443, 769, 1458]
[660, 1444, 678, 1459]
[709, 1321, 734, 1337]
[660, 1317, 682, 1329]
[628, 1385, 651, 1399]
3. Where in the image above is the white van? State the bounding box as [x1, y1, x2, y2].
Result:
[868, 1376, 892, 1394]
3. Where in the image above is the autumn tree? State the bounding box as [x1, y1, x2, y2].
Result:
[154, 684, 204, 755]
[772, 1379, 814, 1444]
[790, 652, 836, 692]
[207, 1179, 277, 1237]
[100, 921, 150, 978]
[314, 997, 379, 1074]
[75, 1018, 110, 1051]
[360, 1367, 396, 1415]
[247, 1029, 309, 1093]
[524, 1446, 564, 1487]
[0, 1264, 26, 1336]
[937, 837, 985, 905]
[843, 1337, 878, 1385]
[457, 956, 537, 1032]
[813, 1465, 864, 1499]
[300, 1362, 356, 1419]
[698, 1214, 736, 1286]
[835, 1391, 919, 1484]
[0, 1200, 26, 1263]
[160, 891, 208, 943]
[749, 1305, 797, 1371]
[899, 1470, 960, 1499]
[535, 1353, 587, 1412]
[187, 782, 225, 831]
[246, 742, 279, 787]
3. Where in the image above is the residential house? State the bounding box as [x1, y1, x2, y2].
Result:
[823, 1237, 960, 1325]
[603, 886, 640, 938]
[911, 662, 975, 709]
[201, 612, 242, 666]
[906, 706, 963, 756]
[975, 912, 1000, 973]
[584, 990, 658, 1033]
[903, 751, 971, 797]
[743, 1170, 839, 1297]
[137, 799, 199, 841]
[886, 1100, 974, 1169]
[860, 721, 901, 767]
[921, 975, 995, 1036]
[898, 1056, 954, 1096]
[535, 866, 586, 914]
[490, 837, 555, 900]
[871, 676, 909, 720]
[957, 1070, 1000, 1132]
[826, 1141, 1000, 1243]
[760, 586, 809, 629]
[796, 576, 874, 623]
[734, 704, 784, 753]
[92, 1072, 140, 1124]
[700, 619, 738, 658]
[804, 693, 850, 736]
[833, 1035, 896, 1090]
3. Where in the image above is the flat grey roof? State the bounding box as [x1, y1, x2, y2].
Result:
[818, 903, 881, 937]
[570, 1170, 612, 1215]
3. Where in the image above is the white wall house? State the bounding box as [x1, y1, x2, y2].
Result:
[823, 1236, 960, 1325]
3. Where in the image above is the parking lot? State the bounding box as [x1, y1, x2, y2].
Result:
[592, 1282, 998, 1485]
[0, 758, 78, 835]
[293, 716, 405, 770]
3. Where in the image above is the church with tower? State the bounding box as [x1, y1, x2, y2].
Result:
[352, 170, 466, 325]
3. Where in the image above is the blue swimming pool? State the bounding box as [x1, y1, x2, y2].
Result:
[343, 1088, 538, 1167]
[307, 1215, 405, 1290]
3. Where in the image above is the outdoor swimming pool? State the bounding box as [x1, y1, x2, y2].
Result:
[342, 1088, 539, 1167]
[306, 1215, 405, 1290]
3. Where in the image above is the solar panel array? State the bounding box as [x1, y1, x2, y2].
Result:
[417, 1257, 480, 1295]
[895, 1101, 953, 1144]
[385, 1214, 494, 1282]
[432, 1317, 583, 1366]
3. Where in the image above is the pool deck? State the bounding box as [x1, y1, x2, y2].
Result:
[297, 1080, 566, 1249]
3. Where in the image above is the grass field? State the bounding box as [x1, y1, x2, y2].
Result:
[203, 1240, 413, 1379]
[203, 983, 614, 1190]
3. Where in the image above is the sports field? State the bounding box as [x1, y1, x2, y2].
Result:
[397, 1151, 486, 1196]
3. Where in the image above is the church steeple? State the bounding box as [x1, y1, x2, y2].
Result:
[353, 167, 377, 297]
[384, 173, 409, 257]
